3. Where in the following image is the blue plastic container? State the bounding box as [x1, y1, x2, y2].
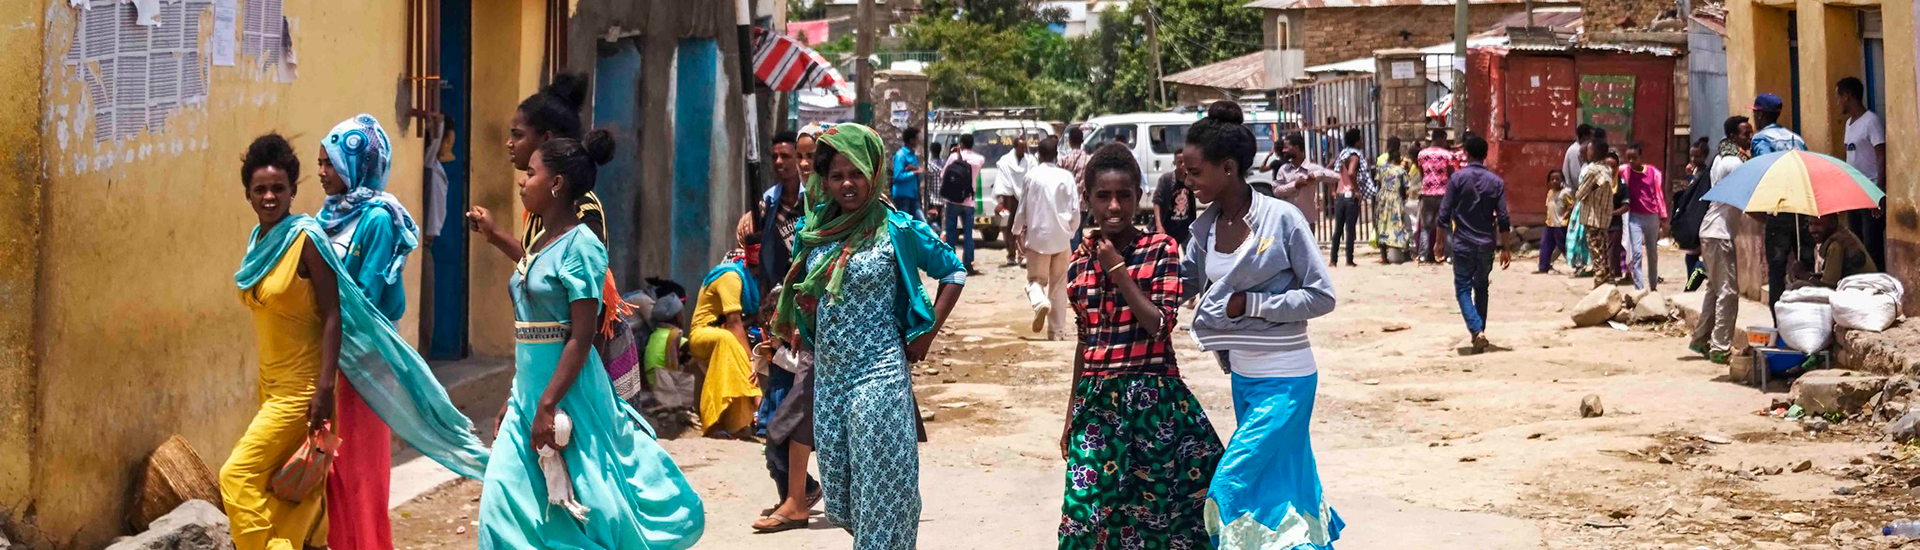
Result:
[1756, 346, 1824, 374]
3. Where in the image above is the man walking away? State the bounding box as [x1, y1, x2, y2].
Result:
[1330, 128, 1369, 267]
[1618, 143, 1667, 290]
[1418, 129, 1459, 263]
[1749, 93, 1811, 313]
[1839, 77, 1887, 267]
[1691, 116, 1753, 364]
[1016, 137, 1079, 340]
[943, 134, 987, 274]
[893, 127, 926, 222]
[1563, 124, 1592, 194]
[997, 137, 1038, 266]
[1439, 135, 1511, 354]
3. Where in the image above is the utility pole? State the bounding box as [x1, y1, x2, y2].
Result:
[1145, 0, 1166, 108]
[1452, 0, 1467, 138]
[855, 0, 877, 124]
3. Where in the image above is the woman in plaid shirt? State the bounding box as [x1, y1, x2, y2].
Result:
[1057, 143, 1224, 549]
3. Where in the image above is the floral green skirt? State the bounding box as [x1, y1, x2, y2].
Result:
[1059, 373, 1225, 550]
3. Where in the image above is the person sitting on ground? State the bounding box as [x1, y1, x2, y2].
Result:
[690, 213, 766, 439]
[1790, 214, 1878, 289]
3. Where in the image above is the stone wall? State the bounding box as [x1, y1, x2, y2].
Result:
[1375, 50, 1432, 151]
[1281, 6, 1523, 66]
[1585, 0, 1679, 32]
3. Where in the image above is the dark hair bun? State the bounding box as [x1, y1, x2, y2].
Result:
[545, 73, 590, 112]
[1206, 101, 1245, 125]
[585, 128, 617, 165]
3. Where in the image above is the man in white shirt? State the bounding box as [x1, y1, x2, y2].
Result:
[1563, 124, 1592, 194]
[1839, 76, 1888, 266]
[1690, 116, 1753, 364]
[1015, 137, 1079, 340]
[995, 138, 1038, 266]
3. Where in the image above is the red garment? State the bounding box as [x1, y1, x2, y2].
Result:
[1069, 231, 1183, 377]
[327, 378, 393, 550]
[1417, 147, 1459, 196]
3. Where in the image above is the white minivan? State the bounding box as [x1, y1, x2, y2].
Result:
[1081, 110, 1300, 219]
[927, 119, 1055, 243]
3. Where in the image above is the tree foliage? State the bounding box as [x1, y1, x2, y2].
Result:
[893, 0, 1260, 121]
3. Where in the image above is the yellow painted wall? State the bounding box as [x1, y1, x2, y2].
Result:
[1728, 0, 1920, 309]
[0, 3, 46, 538]
[28, 0, 425, 546]
[466, 0, 548, 357]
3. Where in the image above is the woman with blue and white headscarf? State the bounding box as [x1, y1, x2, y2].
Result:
[315, 113, 421, 550]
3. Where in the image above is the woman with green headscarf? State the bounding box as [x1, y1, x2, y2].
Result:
[772, 123, 966, 549]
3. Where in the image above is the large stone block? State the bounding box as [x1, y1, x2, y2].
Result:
[1790, 370, 1889, 416]
[1572, 285, 1623, 327]
[104, 500, 233, 550]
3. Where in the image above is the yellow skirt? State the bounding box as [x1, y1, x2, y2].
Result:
[219, 390, 327, 550]
[690, 325, 761, 436]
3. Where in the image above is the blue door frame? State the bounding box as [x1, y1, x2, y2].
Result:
[428, 0, 471, 360]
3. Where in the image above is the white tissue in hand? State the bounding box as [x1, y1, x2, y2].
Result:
[539, 413, 591, 523]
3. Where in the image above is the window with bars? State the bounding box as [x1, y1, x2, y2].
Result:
[405, 0, 442, 136]
[543, 0, 569, 82]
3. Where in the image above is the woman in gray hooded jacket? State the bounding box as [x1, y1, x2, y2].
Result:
[1180, 101, 1344, 549]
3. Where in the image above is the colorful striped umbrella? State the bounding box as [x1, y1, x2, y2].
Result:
[1700, 150, 1884, 216]
[752, 28, 855, 106]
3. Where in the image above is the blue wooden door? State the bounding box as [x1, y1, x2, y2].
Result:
[594, 39, 642, 287]
[428, 0, 471, 360]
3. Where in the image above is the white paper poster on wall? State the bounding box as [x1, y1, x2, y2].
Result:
[211, 0, 236, 66]
[1391, 61, 1415, 80]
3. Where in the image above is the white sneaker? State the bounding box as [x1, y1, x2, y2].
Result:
[1033, 305, 1050, 334]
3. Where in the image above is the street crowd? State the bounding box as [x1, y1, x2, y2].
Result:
[212, 59, 1888, 548]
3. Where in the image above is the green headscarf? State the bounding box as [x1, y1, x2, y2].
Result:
[772, 123, 894, 340]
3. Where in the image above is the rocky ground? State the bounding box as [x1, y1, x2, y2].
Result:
[391, 247, 1920, 549]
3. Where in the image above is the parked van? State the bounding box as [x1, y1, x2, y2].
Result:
[928, 119, 1055, 243]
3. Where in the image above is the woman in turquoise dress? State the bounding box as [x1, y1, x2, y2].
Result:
[772, 124, 967, 549]
[478, 130, 704, 549]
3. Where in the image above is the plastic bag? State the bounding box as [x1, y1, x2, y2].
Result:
[1833, 273, 1904, 332]
[1775, 300, 1833, 352]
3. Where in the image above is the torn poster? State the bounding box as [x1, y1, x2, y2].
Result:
[240, 0, 293, 78]
[68, 0, 162, 27]
[64, 0, 213, 144]
[211, 0, 236, 66]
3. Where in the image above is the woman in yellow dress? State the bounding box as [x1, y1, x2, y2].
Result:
[224, 135, 490, 550]
[691, 213, 765, 438]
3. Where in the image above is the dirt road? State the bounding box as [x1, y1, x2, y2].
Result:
[395, 248, 1920, 549]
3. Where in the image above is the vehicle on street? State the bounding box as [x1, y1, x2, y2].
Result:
[929, 117, 1055, 243]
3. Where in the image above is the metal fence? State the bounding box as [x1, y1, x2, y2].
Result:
[1266, 75, 1383, 249]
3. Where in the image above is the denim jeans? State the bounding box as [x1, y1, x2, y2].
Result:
[893, 195, 922, 223]
[1452, 247, 1494, 335]
[1623, 212, 1661, 290]
[943, 204, 976, 268]
[1329, 196, 1360, 265]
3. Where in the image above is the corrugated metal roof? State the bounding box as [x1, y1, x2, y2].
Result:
[1244, 0, 1571, 9]
[1162, 51, 1272, 91]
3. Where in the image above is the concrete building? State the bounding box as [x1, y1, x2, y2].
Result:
[1724, 0, 1916, 310]
[1246, 0, 1579, 66]
[0, 1, 757, 547]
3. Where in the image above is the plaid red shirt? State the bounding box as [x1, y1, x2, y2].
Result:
[1069, 231, 1183, 377]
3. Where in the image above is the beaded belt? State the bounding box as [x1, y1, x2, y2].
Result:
[514, 321, 569, 343]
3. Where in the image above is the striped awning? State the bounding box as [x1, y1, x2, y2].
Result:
[753, 28, 854, 106]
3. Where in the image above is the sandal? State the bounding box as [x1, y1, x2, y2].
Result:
[753, 514, 810, 533]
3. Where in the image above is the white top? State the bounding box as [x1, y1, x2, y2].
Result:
[1561, 142, 1585, 193]
[1014, 163, 1080, 255]
[994, 151, 1037, 199]
[1205, 243, 1318, 378]
[1845, 110, 1886, 185]
[1699, 152, 1744, 241]
[328, 220, 359, 258]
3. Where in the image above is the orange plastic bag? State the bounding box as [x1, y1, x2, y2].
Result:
[269, 423, 340, 502]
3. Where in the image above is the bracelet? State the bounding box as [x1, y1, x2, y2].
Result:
[1106, 263, 1127, 275]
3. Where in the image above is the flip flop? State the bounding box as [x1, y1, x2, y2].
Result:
[753, 515, 809, 533]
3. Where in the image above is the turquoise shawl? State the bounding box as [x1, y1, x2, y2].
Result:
[236, 214, 487, 478]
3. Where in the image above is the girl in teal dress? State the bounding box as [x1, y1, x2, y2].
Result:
[478, 131, 704, 550]
[772, 124, 967, 549]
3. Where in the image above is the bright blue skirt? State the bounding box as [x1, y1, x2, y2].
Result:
[1206, 373, 1344, 549]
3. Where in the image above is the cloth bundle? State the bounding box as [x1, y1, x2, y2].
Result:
[537, 413, 591, 523]
[1832, 273, 1905, 332]
[1775, 287, 1835, 353]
